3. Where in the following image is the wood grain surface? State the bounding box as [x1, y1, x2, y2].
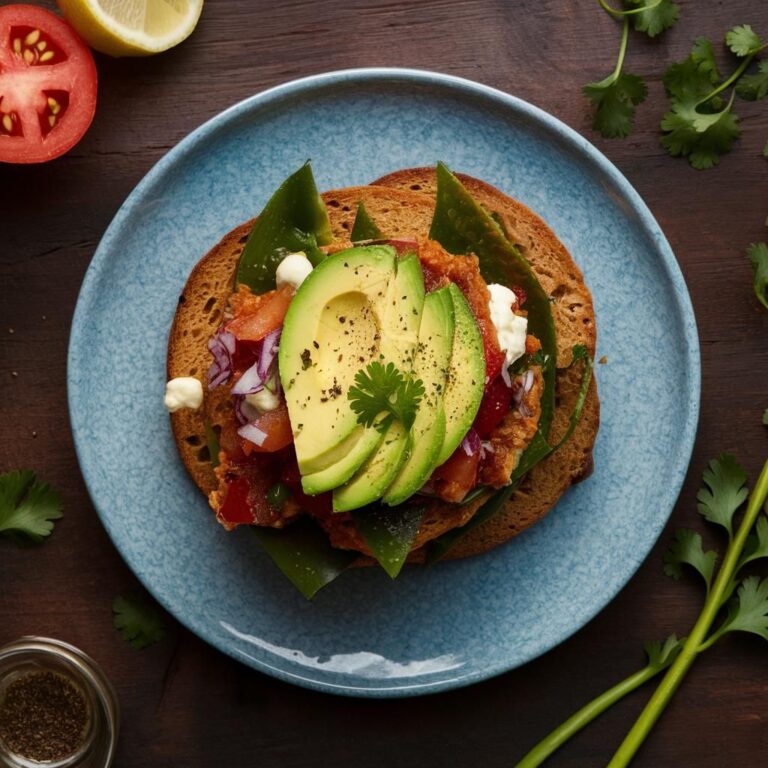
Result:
[2, 0, 767, 765]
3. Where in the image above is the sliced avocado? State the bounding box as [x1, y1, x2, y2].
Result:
[379, 252, 426, 371]
[383, 287, 455, 505]
[332, 420, 411, 512]
[278, 246, 397, 474]
[301, 424, 386, 495]
[435, 284, 486, 466]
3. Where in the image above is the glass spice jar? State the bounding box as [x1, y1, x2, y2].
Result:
[0, 637, 118, 768]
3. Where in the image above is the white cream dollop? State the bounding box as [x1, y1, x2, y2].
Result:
[276, 251, 313, 290]
[487, 283, 528, 370]
[164, 377, 203, 412]
[244, 387, 281, 415]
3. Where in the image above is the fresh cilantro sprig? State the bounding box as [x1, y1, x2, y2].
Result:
[348, 362, 424, 432]
[583, 0, 679, 139]
[0, 470, 62, 544]
[661, 26, 768, 168]
[518, 447, 768, 768]
[747, 242, 768, 310]
[112, 596, 166, 649]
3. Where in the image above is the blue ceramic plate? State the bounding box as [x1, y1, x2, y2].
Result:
[68, 69, 699, 697]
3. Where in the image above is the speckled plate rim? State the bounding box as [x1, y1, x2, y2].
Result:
[68, 68, 700, 697]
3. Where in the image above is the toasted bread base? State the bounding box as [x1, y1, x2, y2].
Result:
[167, 173, 599, 563]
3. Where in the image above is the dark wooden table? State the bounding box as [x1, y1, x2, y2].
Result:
[2, 1, 767, 765]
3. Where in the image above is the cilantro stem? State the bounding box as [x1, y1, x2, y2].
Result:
[515, 660, 671, 768]
[610, 17, 631, 82]
[598, 0, 662, 18]
[698, 52, 757, 107]
[607, 458, 768, 767]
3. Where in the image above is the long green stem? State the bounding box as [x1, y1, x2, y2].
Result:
[610, 17, 631, 81]
[515, 660, 671, 768]
[698, 54, 756, 107]
[607, 459, 768, 767]
[598, 0, 662, 18]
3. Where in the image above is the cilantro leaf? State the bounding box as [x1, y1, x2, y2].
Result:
[747, 242, 768, 310]
[0, 470, 63, 544]
[716, 576, 768, 642]
[696, 454, 749, 538]
[739, 516, 768, 570]
[583, 72, 648, 138]
[763, 408, 768, 426]
[348, 361, 424, 431]
[660, 40, 742, 169]
[725, 25, 763, 58]
[663, 528, 718, 592]
[623, 0, 679, 38]
[736, 59, 768, 100]
[663, 37, 720, 101]
[644, 634, 684, 671]
[112, 596, 166, 649]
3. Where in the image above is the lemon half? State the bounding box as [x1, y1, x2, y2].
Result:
[57, 0, 204, 57]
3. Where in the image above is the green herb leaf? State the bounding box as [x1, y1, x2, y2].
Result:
[696, 454, 749, 538]
[236, 162, 333, 293]
[663, 529, 718, 592]
[348, 361, 424, 431]
[353, 504, 423, 578]
[739, 516, 768, 570]
[763, 408, 768, 426]
[112, 596, 166, 649]
[747, 242, 768, 310]
[350, 201, 384, 242]
[0, 470, 62, 544]
[583, 73, 648, 138]
[644, 634, 684, 670]
[660, 38, 742, 169]
[716, 576, 768, 642]
[725, 24, 763, 58]
[736, 60, 768, 100]
[204, 419, 220, 469]
[253, 519, 355, 600]
[623, 0, 679, 38]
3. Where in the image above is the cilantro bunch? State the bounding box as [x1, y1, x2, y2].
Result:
[661, 26, 768, 168]
[348, 361, 424, 431]
[583, 0, 680, 138]
[517, 448, 768, 767]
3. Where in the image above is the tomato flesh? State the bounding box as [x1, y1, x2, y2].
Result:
[240, 400, 293, 454]
[0, 5, 97, 163]
[473, 375, 514, 438]
[227, 285, 293, 342]
[431, 447, 481, 503]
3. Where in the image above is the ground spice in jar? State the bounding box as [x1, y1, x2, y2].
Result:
[0, 670, 89, 762]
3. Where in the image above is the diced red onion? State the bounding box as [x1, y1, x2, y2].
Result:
[480, 440, 495, 459]
[231, 360, 264, 396]
[237, 422, 267, 447]
[519, 401, 532, 418]
[258, 328, 281, 381]
[233, 395, 254, 426]
[500, 362, 512, 388]
[207, 330, 236, 388]
[522, 369, 535, 394]
[461, 429, 481, 457]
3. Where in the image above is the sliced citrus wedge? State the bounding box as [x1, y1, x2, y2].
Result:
[57, 0, 204, 57]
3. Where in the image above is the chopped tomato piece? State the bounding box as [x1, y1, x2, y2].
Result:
[431, 446, 481, 503]
[227, 285, 293, 341]
[473, 375, 514, 438]
[280, 451, 332, 514]
[217, 476, 254, 526]
[240, 400, 293, 454]
[0, 5, 97, 163]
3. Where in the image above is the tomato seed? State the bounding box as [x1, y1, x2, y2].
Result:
[25, 29, 40, 46]
[40, 51, 54, 62]
[12, 38, 21, 54]
[2, 115, 12, 133]
[37, 41, 47, 51]
[47, 97, 60, 114]
[22, 49, 33, 63]
[48, 115, 56, 128]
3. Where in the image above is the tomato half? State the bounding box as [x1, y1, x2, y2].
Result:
[0, 5, 97, 163]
